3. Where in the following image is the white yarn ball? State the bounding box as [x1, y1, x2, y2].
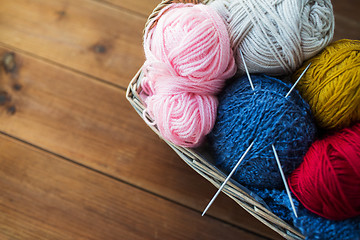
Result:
[208, 0, 334, 75]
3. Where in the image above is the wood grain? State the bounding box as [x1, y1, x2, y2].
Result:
[0, 46, 280, 239]
[96, 0, 160, 16]
[0, 0, 146, 87]
[0, 134, 266, 240]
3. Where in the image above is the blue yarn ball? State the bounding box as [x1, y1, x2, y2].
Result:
[208, 74, 316, 189]
[254, 187, 360, 240]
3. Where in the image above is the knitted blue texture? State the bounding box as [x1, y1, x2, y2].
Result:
[253, 187, 360, 240]
[209, 74, 316, 188]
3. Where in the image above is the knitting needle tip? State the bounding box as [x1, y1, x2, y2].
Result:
[285, 63, 311, 98]
[271, 144, 298, 218]
[240, 49, 255, 91]
[202, 141, 255, 216]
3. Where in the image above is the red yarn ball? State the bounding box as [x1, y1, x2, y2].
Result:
[288, 123, 360, 220]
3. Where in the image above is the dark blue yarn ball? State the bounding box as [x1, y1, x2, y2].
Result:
[253, 187, 360, 240]
[208, 74, 316, 189]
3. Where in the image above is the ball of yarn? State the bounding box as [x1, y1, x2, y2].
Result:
[146, 93, 218, 147]
[288, 123, 360, 220]
[141, 3, 236, 147]
[208, 0, 334, 75]
[292, 39, 360, 130]
[209, 74, 316, 189]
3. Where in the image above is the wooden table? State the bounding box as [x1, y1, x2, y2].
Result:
[0, 0, 359, 239]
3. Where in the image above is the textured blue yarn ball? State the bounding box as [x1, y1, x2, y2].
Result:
[254, 187, 360, 240]
[209, 74, 316, 189]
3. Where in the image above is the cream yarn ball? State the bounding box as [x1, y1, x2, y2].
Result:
[208, 0, 335, 75]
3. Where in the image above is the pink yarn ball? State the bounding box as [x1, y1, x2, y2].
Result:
[146, 93, 218, 147]
[141, 3, 236, 147]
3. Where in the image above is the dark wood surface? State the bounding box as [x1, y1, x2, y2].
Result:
[0, 0, 359, 239]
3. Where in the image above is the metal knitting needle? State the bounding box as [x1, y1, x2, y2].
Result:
[202, 141, 255, 216]
[240, 49, 255, 91]
[271, 144, 298, 218]
[285, 63, 311, 98]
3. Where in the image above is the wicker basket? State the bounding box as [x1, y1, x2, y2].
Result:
[126, 1, 306, 239]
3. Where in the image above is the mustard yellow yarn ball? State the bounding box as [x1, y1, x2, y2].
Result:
[293, 39, 360, 130]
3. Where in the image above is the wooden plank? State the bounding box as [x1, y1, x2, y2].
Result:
[0, 0, 358, 91]
[332, 0, 360, 24]
[0, 134, 266, 240]
[0, 47, 280, 239]
[332, 0, 360, 41]
[97, 0, 160, 16]
[0, 0, 145, 88]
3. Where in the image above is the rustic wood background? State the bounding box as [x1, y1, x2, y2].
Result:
[0, 0, 359, 239]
